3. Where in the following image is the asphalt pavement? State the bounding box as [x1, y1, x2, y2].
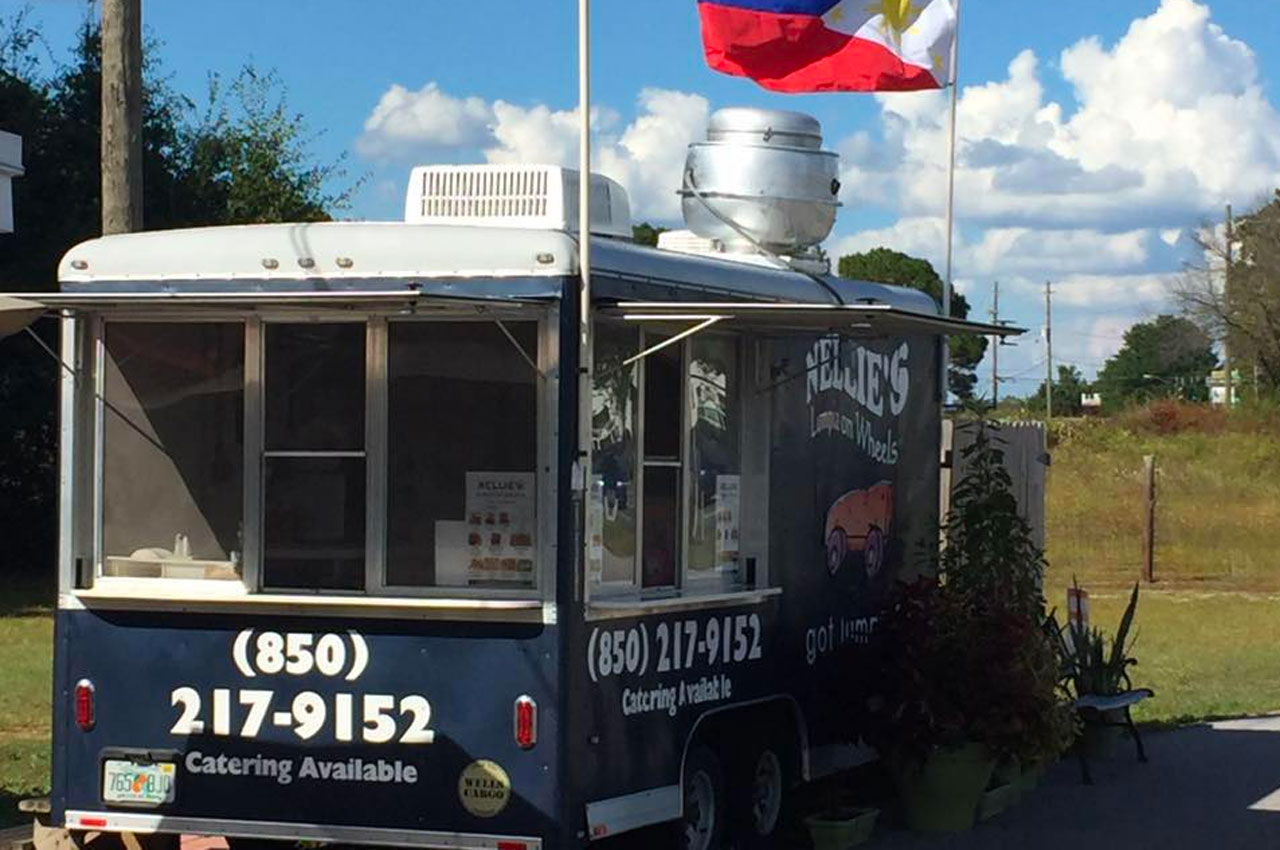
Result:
[870, 717, 1280, 850]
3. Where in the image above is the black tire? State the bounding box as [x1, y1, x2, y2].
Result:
[729, 741, 789, 850]
[680, 746, 727, 850]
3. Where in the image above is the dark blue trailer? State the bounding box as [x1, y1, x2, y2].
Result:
[19, 165, 1013, 850]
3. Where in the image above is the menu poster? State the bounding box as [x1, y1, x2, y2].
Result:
[434, 520, 471, 587]
[588, 477, 605, 581]
[465, 472, 536, 587]
[715, 474, 741, 568]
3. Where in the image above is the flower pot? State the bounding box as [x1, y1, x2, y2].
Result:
[1081, 708, 1126, 759]
[977, 782, 1019, 821]
[1014, 759, 1046, 795]
[803, 807, 879, 850]
[890, 743, 997, 833]
[990, 756, 1022, 801]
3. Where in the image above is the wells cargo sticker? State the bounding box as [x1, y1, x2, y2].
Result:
[170, 630, 431, 786]
[458, 759, 511, 817]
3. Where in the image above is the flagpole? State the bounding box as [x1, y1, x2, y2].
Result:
[577, 0, 594, 600]
[941, 0, 960, 405]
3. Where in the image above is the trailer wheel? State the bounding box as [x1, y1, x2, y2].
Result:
[864, 526, 885, 578]
[826, 527, 847, 576]
[730, 743, 787, 848]
[680, 746, 726, 850]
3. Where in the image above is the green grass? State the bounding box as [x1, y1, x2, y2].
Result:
[1046, 417, 1280, 591]
[1043, 409, 1280, 726]
[1086, 589, 1280, 725]
[0, 609, 52, 828]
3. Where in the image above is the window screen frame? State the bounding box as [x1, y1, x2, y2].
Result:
[368, 314, 551, 599]
[83, 307, 554, 604]
[588, 320, 756, 601]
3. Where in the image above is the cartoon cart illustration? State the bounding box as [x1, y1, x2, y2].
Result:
[825, 481, 894, 578]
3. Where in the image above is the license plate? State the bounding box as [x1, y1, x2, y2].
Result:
[102, 759, 175, 806]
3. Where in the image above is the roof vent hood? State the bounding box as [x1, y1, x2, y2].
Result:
[676, 108, 840, 270]
[404, 164, 632, 238]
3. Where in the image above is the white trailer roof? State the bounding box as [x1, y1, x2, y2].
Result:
[57, 221, 579, 283]
[9, 219, 1021, 341]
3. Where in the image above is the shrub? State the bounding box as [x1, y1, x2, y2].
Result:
[1119, 399, 1226, 436]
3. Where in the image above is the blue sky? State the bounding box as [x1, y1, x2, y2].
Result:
[9, 0, 1280, 397]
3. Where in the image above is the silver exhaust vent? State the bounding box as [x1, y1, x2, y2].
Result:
[679, 108, 840, 257]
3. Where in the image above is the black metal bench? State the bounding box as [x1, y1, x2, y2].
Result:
[1074, 685, 1154, 784]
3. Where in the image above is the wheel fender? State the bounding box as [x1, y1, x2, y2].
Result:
[677, 695, 810, 819]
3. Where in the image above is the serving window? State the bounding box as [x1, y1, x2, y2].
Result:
[88, 312, 547, 601]
[100, 322, 245, 581]
[590, 322, 758, 600]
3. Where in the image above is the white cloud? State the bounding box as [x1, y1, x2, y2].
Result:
[844, 0, 1280, 231]
[357, 83, 493, 157]
[357, 84, 707, 220]
[831, 217, 1162, 280]
[1019, 273, 1173, 309]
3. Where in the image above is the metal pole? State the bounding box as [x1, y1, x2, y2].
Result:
[101, 0, 143, 235]
[989, 279, 999, 408]
[939, 0, 961, 407]
[576, 0, 593, 600]
[1224, 204, 1233, 409]
[1045, 280, 1053, 423]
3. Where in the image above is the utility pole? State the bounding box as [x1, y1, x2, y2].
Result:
[1045, 280, 1053, 423]
[990, 280, 1000, 408]
[1223, 204, 1233, 409]
[101, 0, 143, 235]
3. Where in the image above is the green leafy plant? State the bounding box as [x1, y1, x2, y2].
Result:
[870, 580, 1074, 765]
[940, 421, 1046, 620]
[870, 421, 1074, 766]
[1066, 580, 1140, 696]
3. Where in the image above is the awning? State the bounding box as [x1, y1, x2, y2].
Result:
[0, 295, 46, 339]
[603, 301, 1024, 338]
[0, 290, 550, 316]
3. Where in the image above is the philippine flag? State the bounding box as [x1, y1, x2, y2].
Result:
[698, 0, 956, 93]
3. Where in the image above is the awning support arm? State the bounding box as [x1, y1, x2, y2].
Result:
[621, 316, 723, 367]
[495, 320, 545, 380]
[23, 324, 170, 457]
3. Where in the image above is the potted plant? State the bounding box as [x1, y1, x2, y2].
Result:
[868, 422, 1074, 832]
[802, 806, 880, 850]
[1064, 579, 1141, 757]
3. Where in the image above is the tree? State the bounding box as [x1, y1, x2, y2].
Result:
[0, 12, 353, 575]
[631, 222, 666, 247]
[1028, 365, 1090, 417]
[1094, 315, 1217, 410]
[837, 247, 988, 400]
[1175, 191, 1280, 398]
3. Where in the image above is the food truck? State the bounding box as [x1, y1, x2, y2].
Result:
[18, 109, 1015, 850]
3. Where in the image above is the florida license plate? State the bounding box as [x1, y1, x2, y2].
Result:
[102, 759, 176, 806]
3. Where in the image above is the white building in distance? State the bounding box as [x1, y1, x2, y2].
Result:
[0, 130, 23, 233]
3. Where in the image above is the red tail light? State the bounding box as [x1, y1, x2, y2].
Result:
[74, 679, 96, 731]
[514, 695, 537, 750]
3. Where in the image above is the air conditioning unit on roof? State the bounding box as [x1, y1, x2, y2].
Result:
[404, 164, 632, 238]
